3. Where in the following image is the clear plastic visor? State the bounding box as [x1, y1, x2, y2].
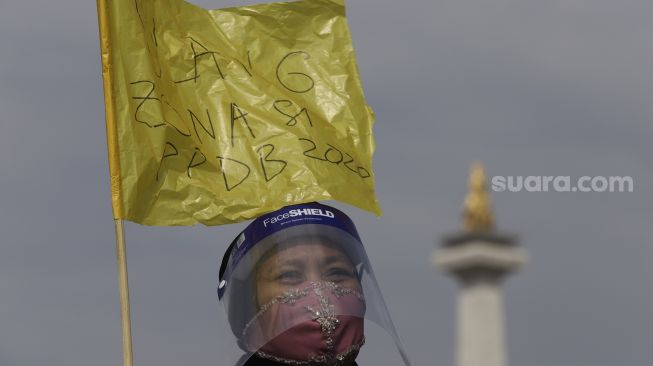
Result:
[220, 224, 410, 366]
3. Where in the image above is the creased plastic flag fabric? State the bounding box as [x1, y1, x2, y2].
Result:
[97, 0, 380, 225]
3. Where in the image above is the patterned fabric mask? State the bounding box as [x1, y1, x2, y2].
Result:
[242, 282, 366, 365]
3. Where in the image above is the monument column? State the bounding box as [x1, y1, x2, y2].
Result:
[432, 163, 527, 366]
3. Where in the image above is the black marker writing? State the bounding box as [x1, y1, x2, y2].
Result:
[186, 148, 207, 178]
[299, 138, 326, 161]
[324, 144, 344, 164]
[188, 108, 216, 144]
[357, 166, 371, 179]
[276, 51, 315, 93]
[159, 94, 191, 137]
[230, 103, 255, 146]
[217, 155, 251, 191]
[130, 80, 165, 128]
[175, 37, 225, 84]
[130, 81, 191, 137]
[343, 152, 356, 173]
[273, 100, 313, 127]
[298, 138, 370, 179]
[133, 1, 161, 77]
[256, 144, 287, 182]
[156, 142, 179, 181]
[233, 50, 253, 78]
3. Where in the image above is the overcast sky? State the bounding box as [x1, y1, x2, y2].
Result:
[1, 0, 652, 365]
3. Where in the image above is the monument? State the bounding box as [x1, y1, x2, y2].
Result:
[432, 163, 527, 366]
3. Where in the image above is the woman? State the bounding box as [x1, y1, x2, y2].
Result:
[218, 203, 410, 366]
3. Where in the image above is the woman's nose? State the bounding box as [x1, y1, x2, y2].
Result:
[304, 270, 322, 282]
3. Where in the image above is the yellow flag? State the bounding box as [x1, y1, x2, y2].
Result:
[97, 0, 380, 225]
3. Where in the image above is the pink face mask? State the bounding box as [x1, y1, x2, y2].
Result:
[242, 281, 366, 365]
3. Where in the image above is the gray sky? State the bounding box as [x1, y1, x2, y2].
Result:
[1, 0, 652, 365]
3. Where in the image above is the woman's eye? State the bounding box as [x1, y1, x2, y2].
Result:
[277, 271, 303, 283]
[325, 268, 355, 281]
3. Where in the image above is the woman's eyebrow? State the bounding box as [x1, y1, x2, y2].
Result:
[274, 258, 306, 268]
[322, 254, 353, 266]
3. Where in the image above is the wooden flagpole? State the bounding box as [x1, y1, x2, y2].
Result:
[114, 219, 134, 366]
[97, 0, 133, 364]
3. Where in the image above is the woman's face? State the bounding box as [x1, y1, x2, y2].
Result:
[255, 239, 361, 307]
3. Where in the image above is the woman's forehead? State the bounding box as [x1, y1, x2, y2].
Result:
[258, 240, 352, 268]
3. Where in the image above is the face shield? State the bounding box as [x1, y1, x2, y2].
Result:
[218, 203, 410, 366]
